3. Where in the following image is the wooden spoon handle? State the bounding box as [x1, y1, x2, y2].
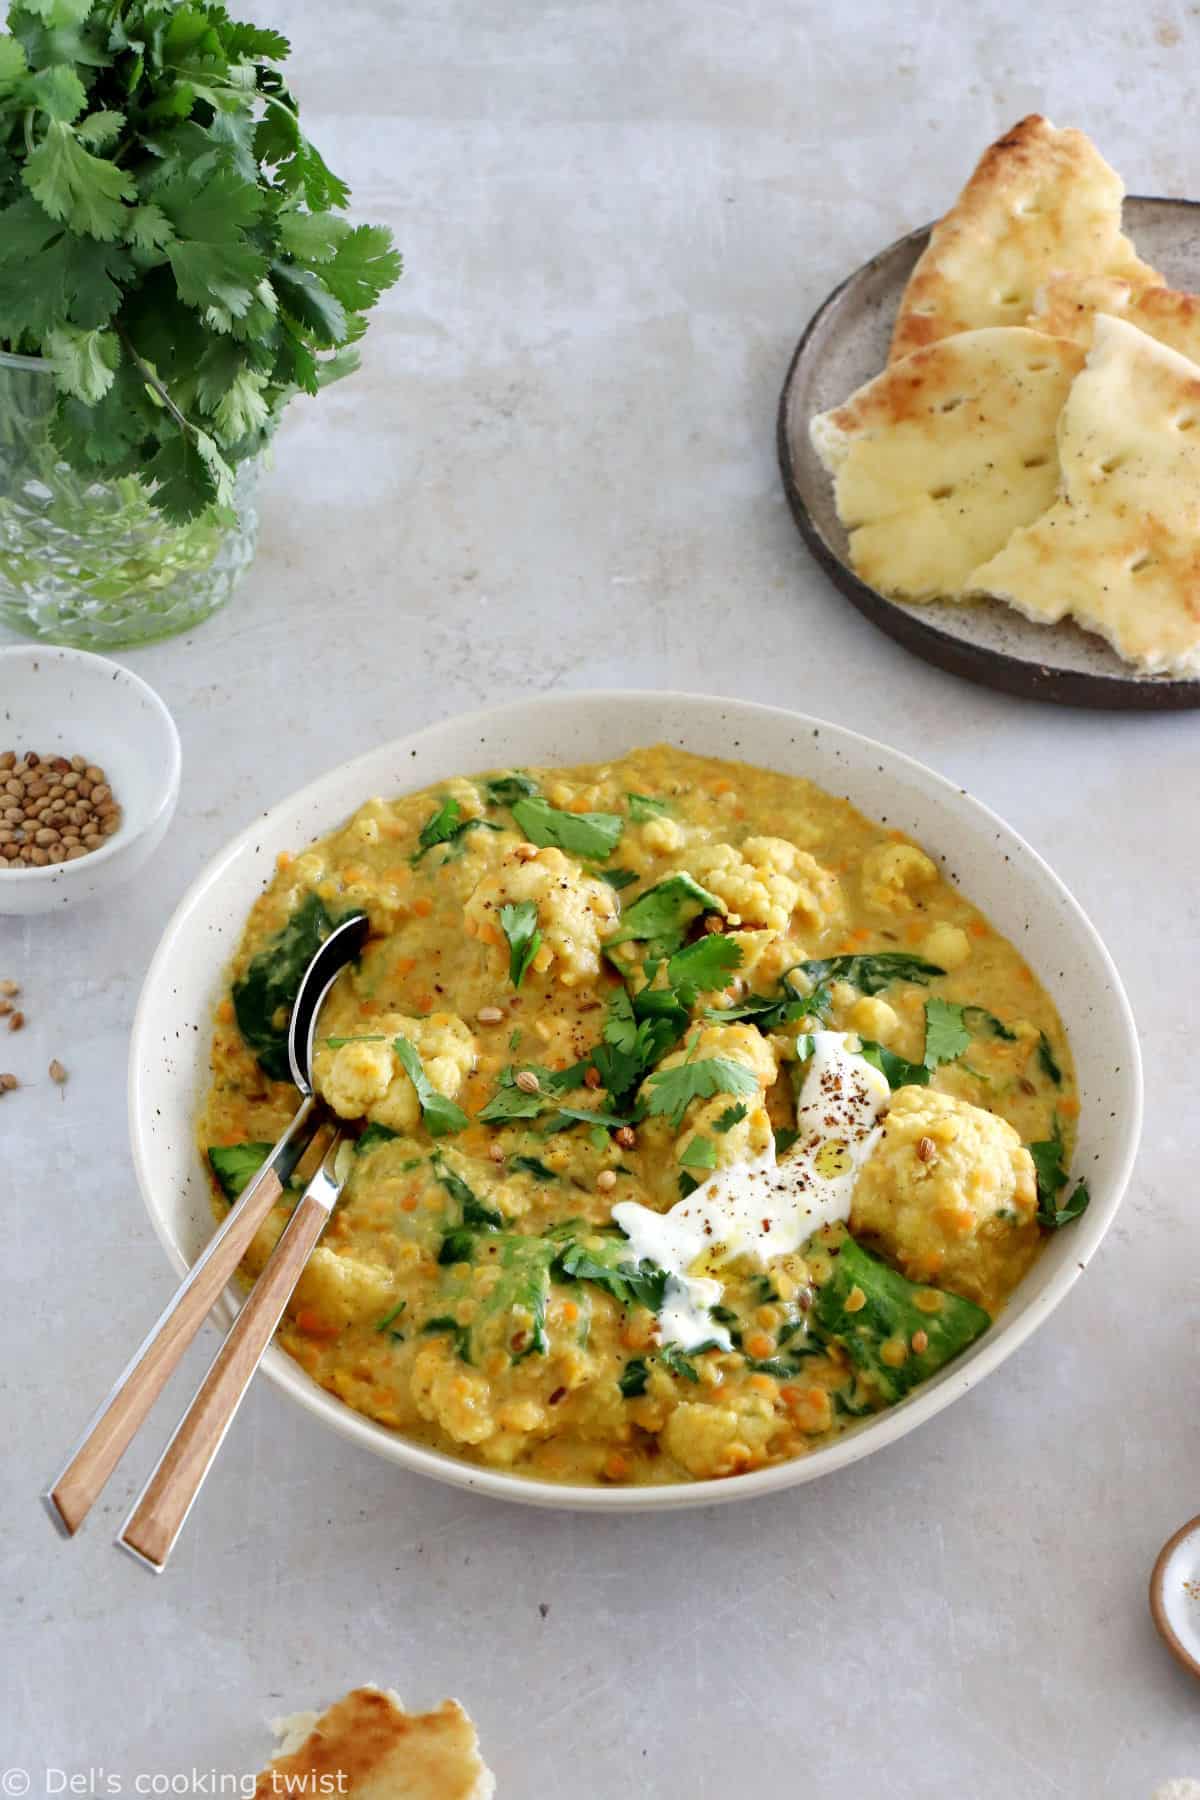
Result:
[44, 1097, 317, 1538]
[118, 1151, 338, 1573]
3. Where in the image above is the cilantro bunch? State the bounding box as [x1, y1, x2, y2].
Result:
[0, 0, 401, 519]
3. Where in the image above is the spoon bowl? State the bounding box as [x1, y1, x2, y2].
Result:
[286, 911, 371, 1094]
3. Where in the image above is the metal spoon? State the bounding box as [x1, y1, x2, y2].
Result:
[44, 910, 368, 1539]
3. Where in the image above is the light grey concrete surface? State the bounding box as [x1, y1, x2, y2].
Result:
[4, 2, 1199, 1793]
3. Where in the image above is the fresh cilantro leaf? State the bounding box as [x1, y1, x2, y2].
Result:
[23, 119, 134, 239]
[511, 795, 623, 860]
[541, 1099, 629, 1133]
[773, 1126, 800, 1158]
[592, 866, 637, 891]
[144, 427, 231, 521]
[0, 37, 27, 94]
[606, 872, 722, 954]
[477, 1071, 544, 1125]
[627, 792, 670, 822]
[553, 1234, 668, 1312]
[713, 1103, 747, 1134]
[277, 209, 348, 264]
[858, 1039, 931, 1089]
[212, 367, 270, 445]
[500, 900, 542, 989]
[44, 323, 118, 402]
[619, 1357, 649, 1398]
[794, 952, 945, 997]
[393, 1037, 469, 1137]
[319, 222, 403, 311]
[923, 997, 971, 1070]
[411, 795, 499, 863]
[665, 933, 742, 1002]
[483, 771, 538, 807]
[706, 966, 819, 1031]
[29, 64, 87, 122]
[270, 257, 346, 345]
[1036, 1031, 1063, 1085]
[587, 985, 685, 1110]
[678, 1135, 717, 1171]
[644, 1053, 759, 1130]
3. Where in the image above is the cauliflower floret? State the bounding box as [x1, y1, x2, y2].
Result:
[464, 845, 619, 986]
[636, 1022, 777, 1195]
[664, 1397, 778, 1479]
[314, 1037, 395, 1119]
[850, 1086, 1039, 1307]
[313, 1011, 476, 1132]
[849, 995, 900, 1041]
[291, 1247, 396, 1332]
[411, 1340, 498, 1446]
[640, 815, 686, 854]
[677, 1090, 774, 1170]
[645, 1020, 778, 1103]
[687, 838, 841, 933]
[860, 841, 939, 912]
[922, 921, 971, 970]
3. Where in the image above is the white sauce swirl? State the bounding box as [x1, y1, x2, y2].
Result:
[612, 1032, 891, 1349]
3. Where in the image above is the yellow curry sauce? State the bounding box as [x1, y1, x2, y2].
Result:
[199, 746, 1078, 1485]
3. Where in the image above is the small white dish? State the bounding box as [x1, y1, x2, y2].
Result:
[0, 645, 181, 915]
[128, 691, 1142, 1512]
[1151, 1513, 1200, 1681]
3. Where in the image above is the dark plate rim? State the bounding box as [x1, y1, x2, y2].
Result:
[778, 194, 1200, 711]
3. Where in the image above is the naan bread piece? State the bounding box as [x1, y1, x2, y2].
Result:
[809, 327, 1084, 601]
[1028, 272, 1200, 363]
[890, 115, 1159, 362]
[257, 1689, 496, 1800]
[968, 314, 1200, 674]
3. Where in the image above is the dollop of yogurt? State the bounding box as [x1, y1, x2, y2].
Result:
[612, 1032, 891, 1349]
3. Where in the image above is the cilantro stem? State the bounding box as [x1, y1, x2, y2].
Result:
[116, 328, 197, 437]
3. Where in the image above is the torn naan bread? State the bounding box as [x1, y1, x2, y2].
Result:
[890, 115, 1159, 363]
[809, 327, 1084, 600]
[968, 314, 1200, 674]
[257, 1689, 496, 1800]
[1028, 271, 1200, 363]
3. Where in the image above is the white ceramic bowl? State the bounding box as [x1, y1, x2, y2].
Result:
[0, 646, 181, 915]
[128, 692, 1142, 1511]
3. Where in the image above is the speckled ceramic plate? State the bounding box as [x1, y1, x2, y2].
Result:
[128, 692, 1142, 1512]
[778, 196, 1200, 709]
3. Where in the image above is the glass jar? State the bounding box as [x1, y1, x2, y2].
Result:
[0, 351, 262, 648]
